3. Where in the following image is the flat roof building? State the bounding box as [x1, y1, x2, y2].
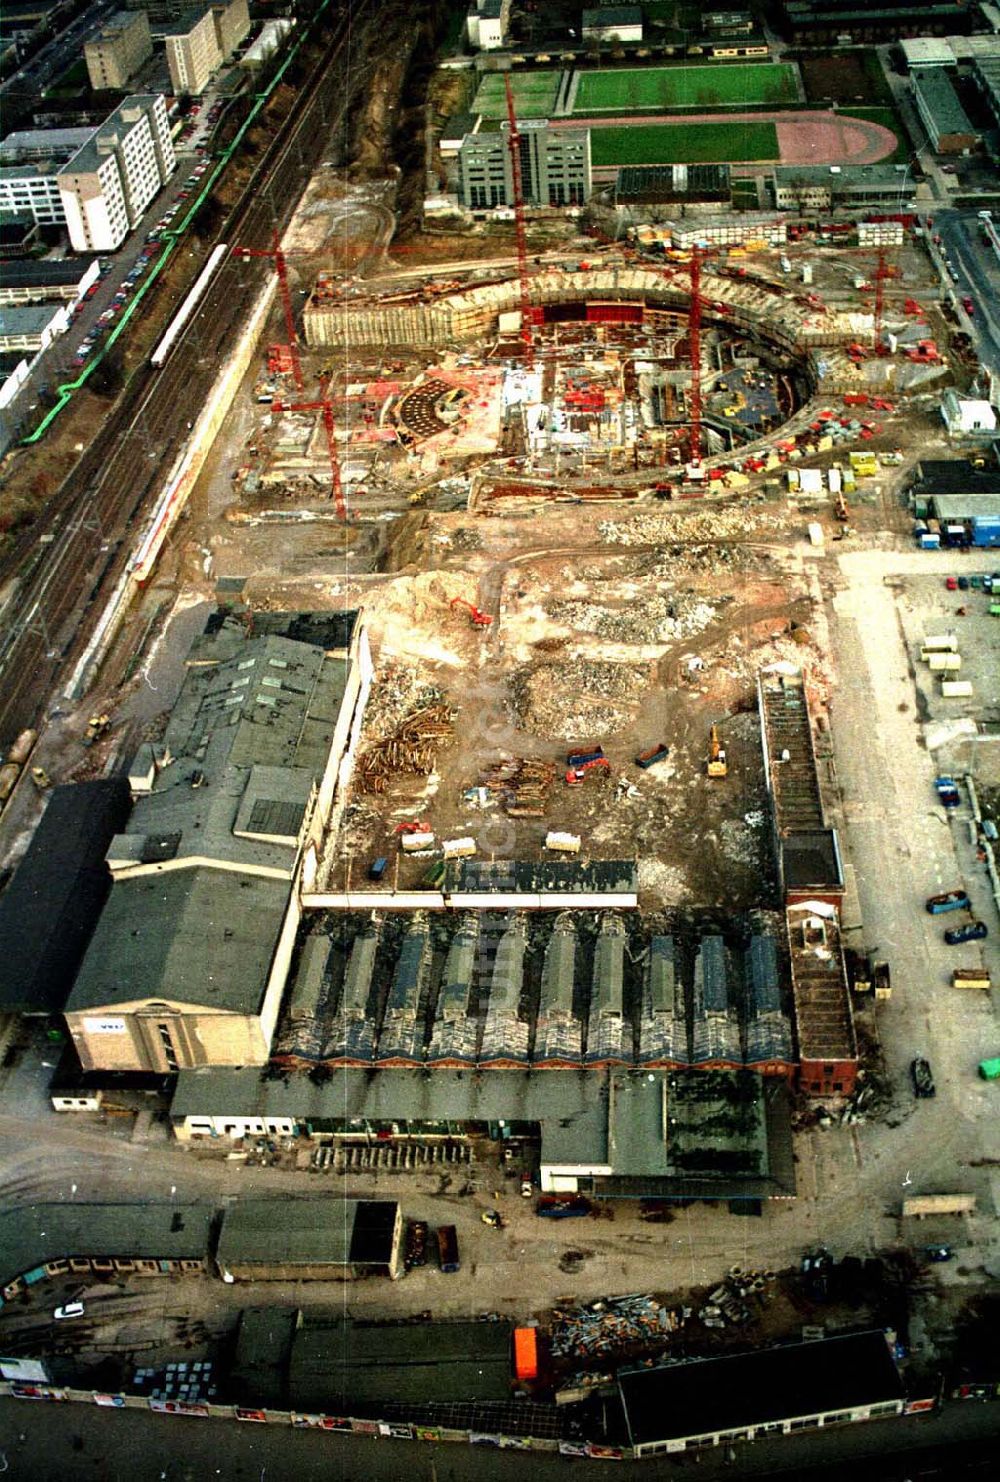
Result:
[0, 255, 100, 306]
[84, 10, 153, 92]
[57, 94, 175, 253]
[614, 164, 731, 208]
[162, 8, 223, 96]
[786, 900, 857, 1099]
[0, 301, 70, 351]
[0, 166, 67, 228]
[459, 121, 592, 211]
[466, 0, 510, 52]
[619, 1331, 904, 1456]
[912, 68, 979, 155]
[582, 7, 643, 43]
[216, 1199, 403, 1281]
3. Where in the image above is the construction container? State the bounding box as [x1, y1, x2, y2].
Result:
[546, 831, 581, 853]
[920, 533, 941, 550]
[442, 836, 476, 859]
[513, 1327, 540, 1382]
[5, 728, 37, 767]
[941, 680, 973, 698]
[927, 653, 962, 672]
[902, 1193, 976, 1217]
[978, 1057, 1000, 1080]
[801, 263, 813, 285]
[923, 633, 958, 652]
[807, 522, 824, 547]
[828, 466, 842, 495]
[952, 968, 991, 990]
[972, 517, 1000, 548]
[400, 831, 436, 853]
[849, 452, 878, 477]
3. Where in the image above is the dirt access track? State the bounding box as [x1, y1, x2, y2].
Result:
[551, 110, 898, 166]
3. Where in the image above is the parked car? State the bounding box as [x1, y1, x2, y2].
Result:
[911, 1056, 936, 1098]
[403, 1218, 427, 1270]
[536, 1195, 591, 1219]
[926, 1244, 954, 1262]
[925, 890, 970, 914]
[944, 920, 988, 945]
[53, 1302, 85, 1320]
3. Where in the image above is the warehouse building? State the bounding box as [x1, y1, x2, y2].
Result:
[582, 7, 643, 43]
[170, 1065, 796, 1203]
[64, 609, 371, 1074]
[458, 122, 592, 210]
[613, 164, 732, 211]
[782, 1, 975, 45]
[772, 164, 921, 214]
[84, 10, 152, 91]
[216, 1199, 403, 1282]
[0, 779, 131, 1022]
[0, 256, 99, 307]
[912, 69, 979, 155]
[973, 55, 1000, 135]
[232, 1309, 515, 1412]
[0, 1203, 213, 1304]
[618, 1331, 905, 1456]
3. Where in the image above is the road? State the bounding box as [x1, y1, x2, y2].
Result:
[0, 0, 117, 115]
[0, 1391, 998, 1480]
[934, 209, 1000, 388]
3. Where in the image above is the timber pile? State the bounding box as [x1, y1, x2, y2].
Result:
[481, 756, 556, 817]
[356, 704, 454, 794]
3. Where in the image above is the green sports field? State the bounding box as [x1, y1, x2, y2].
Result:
[573, 63, 798, 114]
[590, 121, 779, 167]
[472, 71, 562, 119]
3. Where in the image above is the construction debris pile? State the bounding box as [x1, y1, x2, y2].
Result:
[479, 756, 557, 817]
[599, 504, 786, 547]
[550, 592, 720, 646]
[511, 659, 648, 740]
[550, 1294, 687, 1361]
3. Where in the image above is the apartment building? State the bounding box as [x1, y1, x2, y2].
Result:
[162, 9, 222, 96]
[84, 10, 153, 91]
[211, 0, 250, 59]
[58, 95, 175, 253]
[0, 167, 67, 227]
[458, 121, 592, 210]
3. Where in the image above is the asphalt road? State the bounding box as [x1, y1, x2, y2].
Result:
[934, 210, 1000, 384]
[1, 1393, 999, 1481]
[0, 0, 117, 112]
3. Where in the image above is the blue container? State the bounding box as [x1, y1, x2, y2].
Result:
[920, 533, 940, 549]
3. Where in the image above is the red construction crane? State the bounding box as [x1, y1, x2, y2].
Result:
[503, 74, 535, 368]
[232, 230, 304, 393]
[686, 245, 704, 468]
[873, 246, 893, 352]
[271, 378, 346, 520]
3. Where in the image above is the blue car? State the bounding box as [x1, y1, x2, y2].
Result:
[944, 920, 988, 945]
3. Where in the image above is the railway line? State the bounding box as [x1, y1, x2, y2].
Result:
[0, 0, 376, 749]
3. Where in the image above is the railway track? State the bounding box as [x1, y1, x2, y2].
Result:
[0, 1, 374, 748]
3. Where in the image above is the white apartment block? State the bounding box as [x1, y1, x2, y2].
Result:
[84, 10, 153, 91]
[0, 168, 67, 226]
[58, 95, 176, 253]
[212, 0, 250, 59]
[163, 9, 222, 96]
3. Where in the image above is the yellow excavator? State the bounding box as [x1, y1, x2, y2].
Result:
[707, 724, 728, 779]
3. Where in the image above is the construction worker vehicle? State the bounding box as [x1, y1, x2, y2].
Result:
[707, 725, 728, 778]
[83, 713, 110, 747]
[450, 597, 493, 628]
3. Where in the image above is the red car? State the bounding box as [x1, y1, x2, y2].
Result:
[946, 576, 958, 590]
[962, 296, 974, 315]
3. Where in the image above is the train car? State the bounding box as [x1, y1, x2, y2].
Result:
[150, 243, 227, 368]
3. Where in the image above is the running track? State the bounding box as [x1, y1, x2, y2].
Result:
[550, 109, 899, 168]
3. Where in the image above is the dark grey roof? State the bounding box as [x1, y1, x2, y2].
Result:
[65, 867, 289, 1015]
[619, 1332, 903, 1447]
[0, 780, 131, 1014]
[448, 858, 638, 895]
[289, 1316, 514, 1410]
[583, 6, 643, 24]
[0, 1203, 214, 1290]
[782, 829, 844, 891]
[0, 257, 97, 289]
[616, 164, 730, 203]
[913, 68, 977, 138]
[216, 1199, 398, 1270]
[913, 457, 1000, 497]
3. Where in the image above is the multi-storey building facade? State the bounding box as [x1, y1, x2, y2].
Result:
[84, 10, 153, 92]
[58, 95, 175, 253]
[211, 0, 250, 59]
[459, 121, 592, 210]
[162, 9, 223, 96]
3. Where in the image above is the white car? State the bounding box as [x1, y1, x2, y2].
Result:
[53, 1302, 84, 1320]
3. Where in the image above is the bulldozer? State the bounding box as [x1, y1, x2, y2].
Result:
[83, 713, 110, 747]
[707, 725, 728, 779]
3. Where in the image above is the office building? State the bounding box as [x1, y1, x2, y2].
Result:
[0, 166, 66, 227]
[57, 94, 175, 253]
[162, 8, 222, 96]
[84, 10, 153, 91]
[459, 121, 592, 210]
[466, 0, 510, 51]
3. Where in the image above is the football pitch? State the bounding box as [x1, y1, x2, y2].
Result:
[472, 71, 562, 119]
[573, 63, 798, 114]
[590, 121, 780, 167]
